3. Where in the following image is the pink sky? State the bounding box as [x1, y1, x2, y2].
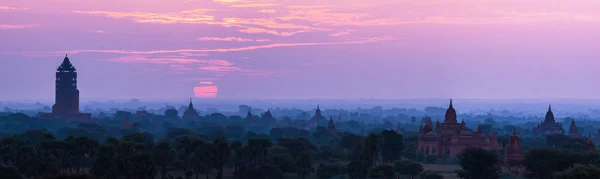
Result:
[1, 0, 600, 100]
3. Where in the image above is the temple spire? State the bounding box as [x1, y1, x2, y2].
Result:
[188, 97, 194, 108]
[512, 128, 517, 136]
[57, 54, 76, 72]
[450, 99, 453, 108]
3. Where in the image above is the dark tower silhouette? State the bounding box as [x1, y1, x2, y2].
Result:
[568, 119, 579, 138]
[52, 54, 80, 115]
[311, 104, 327, 124]
[328, 116, 336, 132]
[182, 98, 200, 120]
[40, 55, 91, 121]
[587, 132, 596, 152]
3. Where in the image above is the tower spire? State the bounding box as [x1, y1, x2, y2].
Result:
[512, 128, 517, 136]
[450, 99, 453, 108]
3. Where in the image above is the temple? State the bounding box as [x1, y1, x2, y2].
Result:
[182, 98, 200, 120]
[311, 105, 327, 124]
[532, 105, 564, 136]
[503, 128, 525, 174]
[39, 55, 91, 122]
[568, 119, 579, 138]
[262, 109, 276, 126]
[395, 123, 402, 135]
[587, 132, 596, 152]
[417, 100, 501, 158]
[245, 110, 255, 123]
[327, 116, 336, 132]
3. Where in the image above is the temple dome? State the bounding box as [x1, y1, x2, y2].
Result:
[544, 105, 555, 123]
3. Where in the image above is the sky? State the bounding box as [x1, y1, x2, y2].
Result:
[1, 0, 600, 101]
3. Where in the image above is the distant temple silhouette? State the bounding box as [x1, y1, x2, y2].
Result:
[532, 105, 564, 135]
[39, 55, 92, 122]
[182, 98, 200, 120]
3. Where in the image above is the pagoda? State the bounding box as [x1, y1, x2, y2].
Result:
[327, 116, 336, 132]
[532, 105, 564, 136]
[587, 132, 596, 152]
[395, 123, 402, 135]
[568, 119, 579, 138]
[261, 109, 276, 126]
[245, 110, 255, 123]
[182, 98, 200, 120]
[503, 128, 525, 174]
[39, 55, 91, 122]
[310, 105, 327, 124]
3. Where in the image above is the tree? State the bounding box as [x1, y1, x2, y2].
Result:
[154, 140, 175, 179]
[246, 138, 272, 167]
[316, 163, 340, 179]
[212, 137, 231, 179]
[553, 164, 600, 179]
[0, 166, 24, 179]
[272, 154, 295, 174]
[394, 160, 423, 178]
[420, 171, 444, 179]
[190, 141, 212, 179]
[367, 164, 395, 178]
[348, 134, 381, 179]
[277, 138, 317, 158]
[165, 109, 179, 119]
[380, 130, 404, 162]
[455, 147, 500, 179]
[524, 148, 600, 179]
[296, 151, 313, 179]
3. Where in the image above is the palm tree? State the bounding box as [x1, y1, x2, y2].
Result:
[230, 141, 243, 179]
[212, 137, 231, 179]
[190, 141, 213, 179]
[154, 140, 176, 179]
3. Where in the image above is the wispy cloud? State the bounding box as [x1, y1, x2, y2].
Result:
[107, 56, 249, 74]
[93, 30, 108, 33]
[0, 5, 27, 10]
[58, 37, 391, 55]
[258, 9, 277, 13]
[196, 36, 270, 42]
[199, 81, 214, 85]
[231, 3, 280, 8]
[73, 8, 332, 36]
[0, 24, 37, 29]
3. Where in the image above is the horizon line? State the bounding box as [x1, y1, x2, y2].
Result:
[6, 97, 600, 102]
